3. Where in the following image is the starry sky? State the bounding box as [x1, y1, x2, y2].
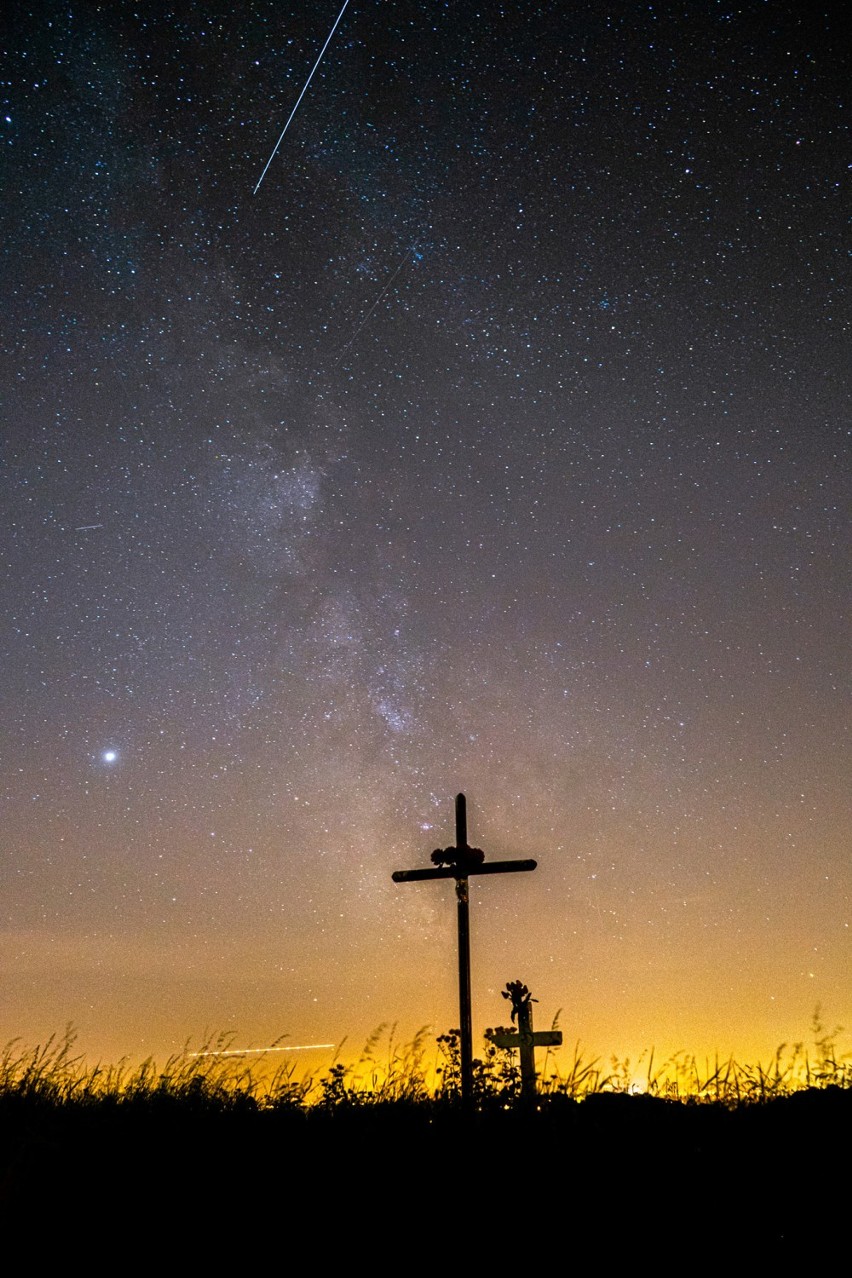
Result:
[3, 0, 849, 1070]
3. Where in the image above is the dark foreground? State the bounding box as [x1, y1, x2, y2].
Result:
[2, 1087, 848, 1257]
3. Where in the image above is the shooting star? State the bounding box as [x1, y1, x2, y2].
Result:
[74, 524, 104, 532]
[332, 246, 419, 366]
[188, 1044, 335, 1058]
[253, 0, 352, 195]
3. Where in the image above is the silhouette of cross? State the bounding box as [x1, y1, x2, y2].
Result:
[392, 793, 537, 1104]
[488, 980, 562, 1100]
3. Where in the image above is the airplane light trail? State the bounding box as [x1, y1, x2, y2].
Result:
[332, 246, 417, 366]
[188, 1044, 335, 1058]
[253, 0, 352, 195]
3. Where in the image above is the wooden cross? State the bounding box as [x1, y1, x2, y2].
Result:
[487, 980, 562, 1101]
[392, 793, 537, 1104]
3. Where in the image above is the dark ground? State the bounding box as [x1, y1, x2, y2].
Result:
[2, 1087, 848, 1258]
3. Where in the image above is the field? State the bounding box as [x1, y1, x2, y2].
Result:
[2, 1018, 849, 1256]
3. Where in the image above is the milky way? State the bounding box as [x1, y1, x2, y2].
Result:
[2, 1, 848, 1067]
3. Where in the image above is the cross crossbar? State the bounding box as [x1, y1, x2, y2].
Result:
[392, 858, 536, 883]
[490, 1029, 563, 1050]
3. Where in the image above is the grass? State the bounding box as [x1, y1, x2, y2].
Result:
[2, 1011, 849, 1251]
[0, 1026, 313, 1112]
[2, 1006, 849, 1113]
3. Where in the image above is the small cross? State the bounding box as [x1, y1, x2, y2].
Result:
[487, 980, 562, 1101]
[392, 793, 537, 1105]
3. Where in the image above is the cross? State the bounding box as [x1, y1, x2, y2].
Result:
[392, 793, 537, 1105]
[487, 980, 562, 1102]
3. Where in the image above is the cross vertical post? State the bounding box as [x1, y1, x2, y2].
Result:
[515, 994, 536, 1100]
[454, 793, 473, 1104]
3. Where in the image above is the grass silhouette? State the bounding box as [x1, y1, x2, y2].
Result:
[1, 1012, 849, 1253]
[2, 1006, 849, 1112]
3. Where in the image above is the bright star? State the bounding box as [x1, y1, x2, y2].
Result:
[102, 750, 118, 764]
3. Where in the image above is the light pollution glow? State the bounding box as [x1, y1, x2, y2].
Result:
[2, 2, 848, 1076]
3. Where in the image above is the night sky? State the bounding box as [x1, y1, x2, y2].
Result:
[3, 0, 849, 1071]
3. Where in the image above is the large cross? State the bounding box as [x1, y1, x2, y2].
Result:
[487, 980, 562, 1101]
[392, 793, 537, 1104]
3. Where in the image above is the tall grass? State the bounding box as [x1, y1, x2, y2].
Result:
[0, 1027, 311, 1112]
[2, 1008, 849, 1114]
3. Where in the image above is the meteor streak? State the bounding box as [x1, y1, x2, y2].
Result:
[188, 1043, 334, 1058]
[253, 0, 352, 195]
